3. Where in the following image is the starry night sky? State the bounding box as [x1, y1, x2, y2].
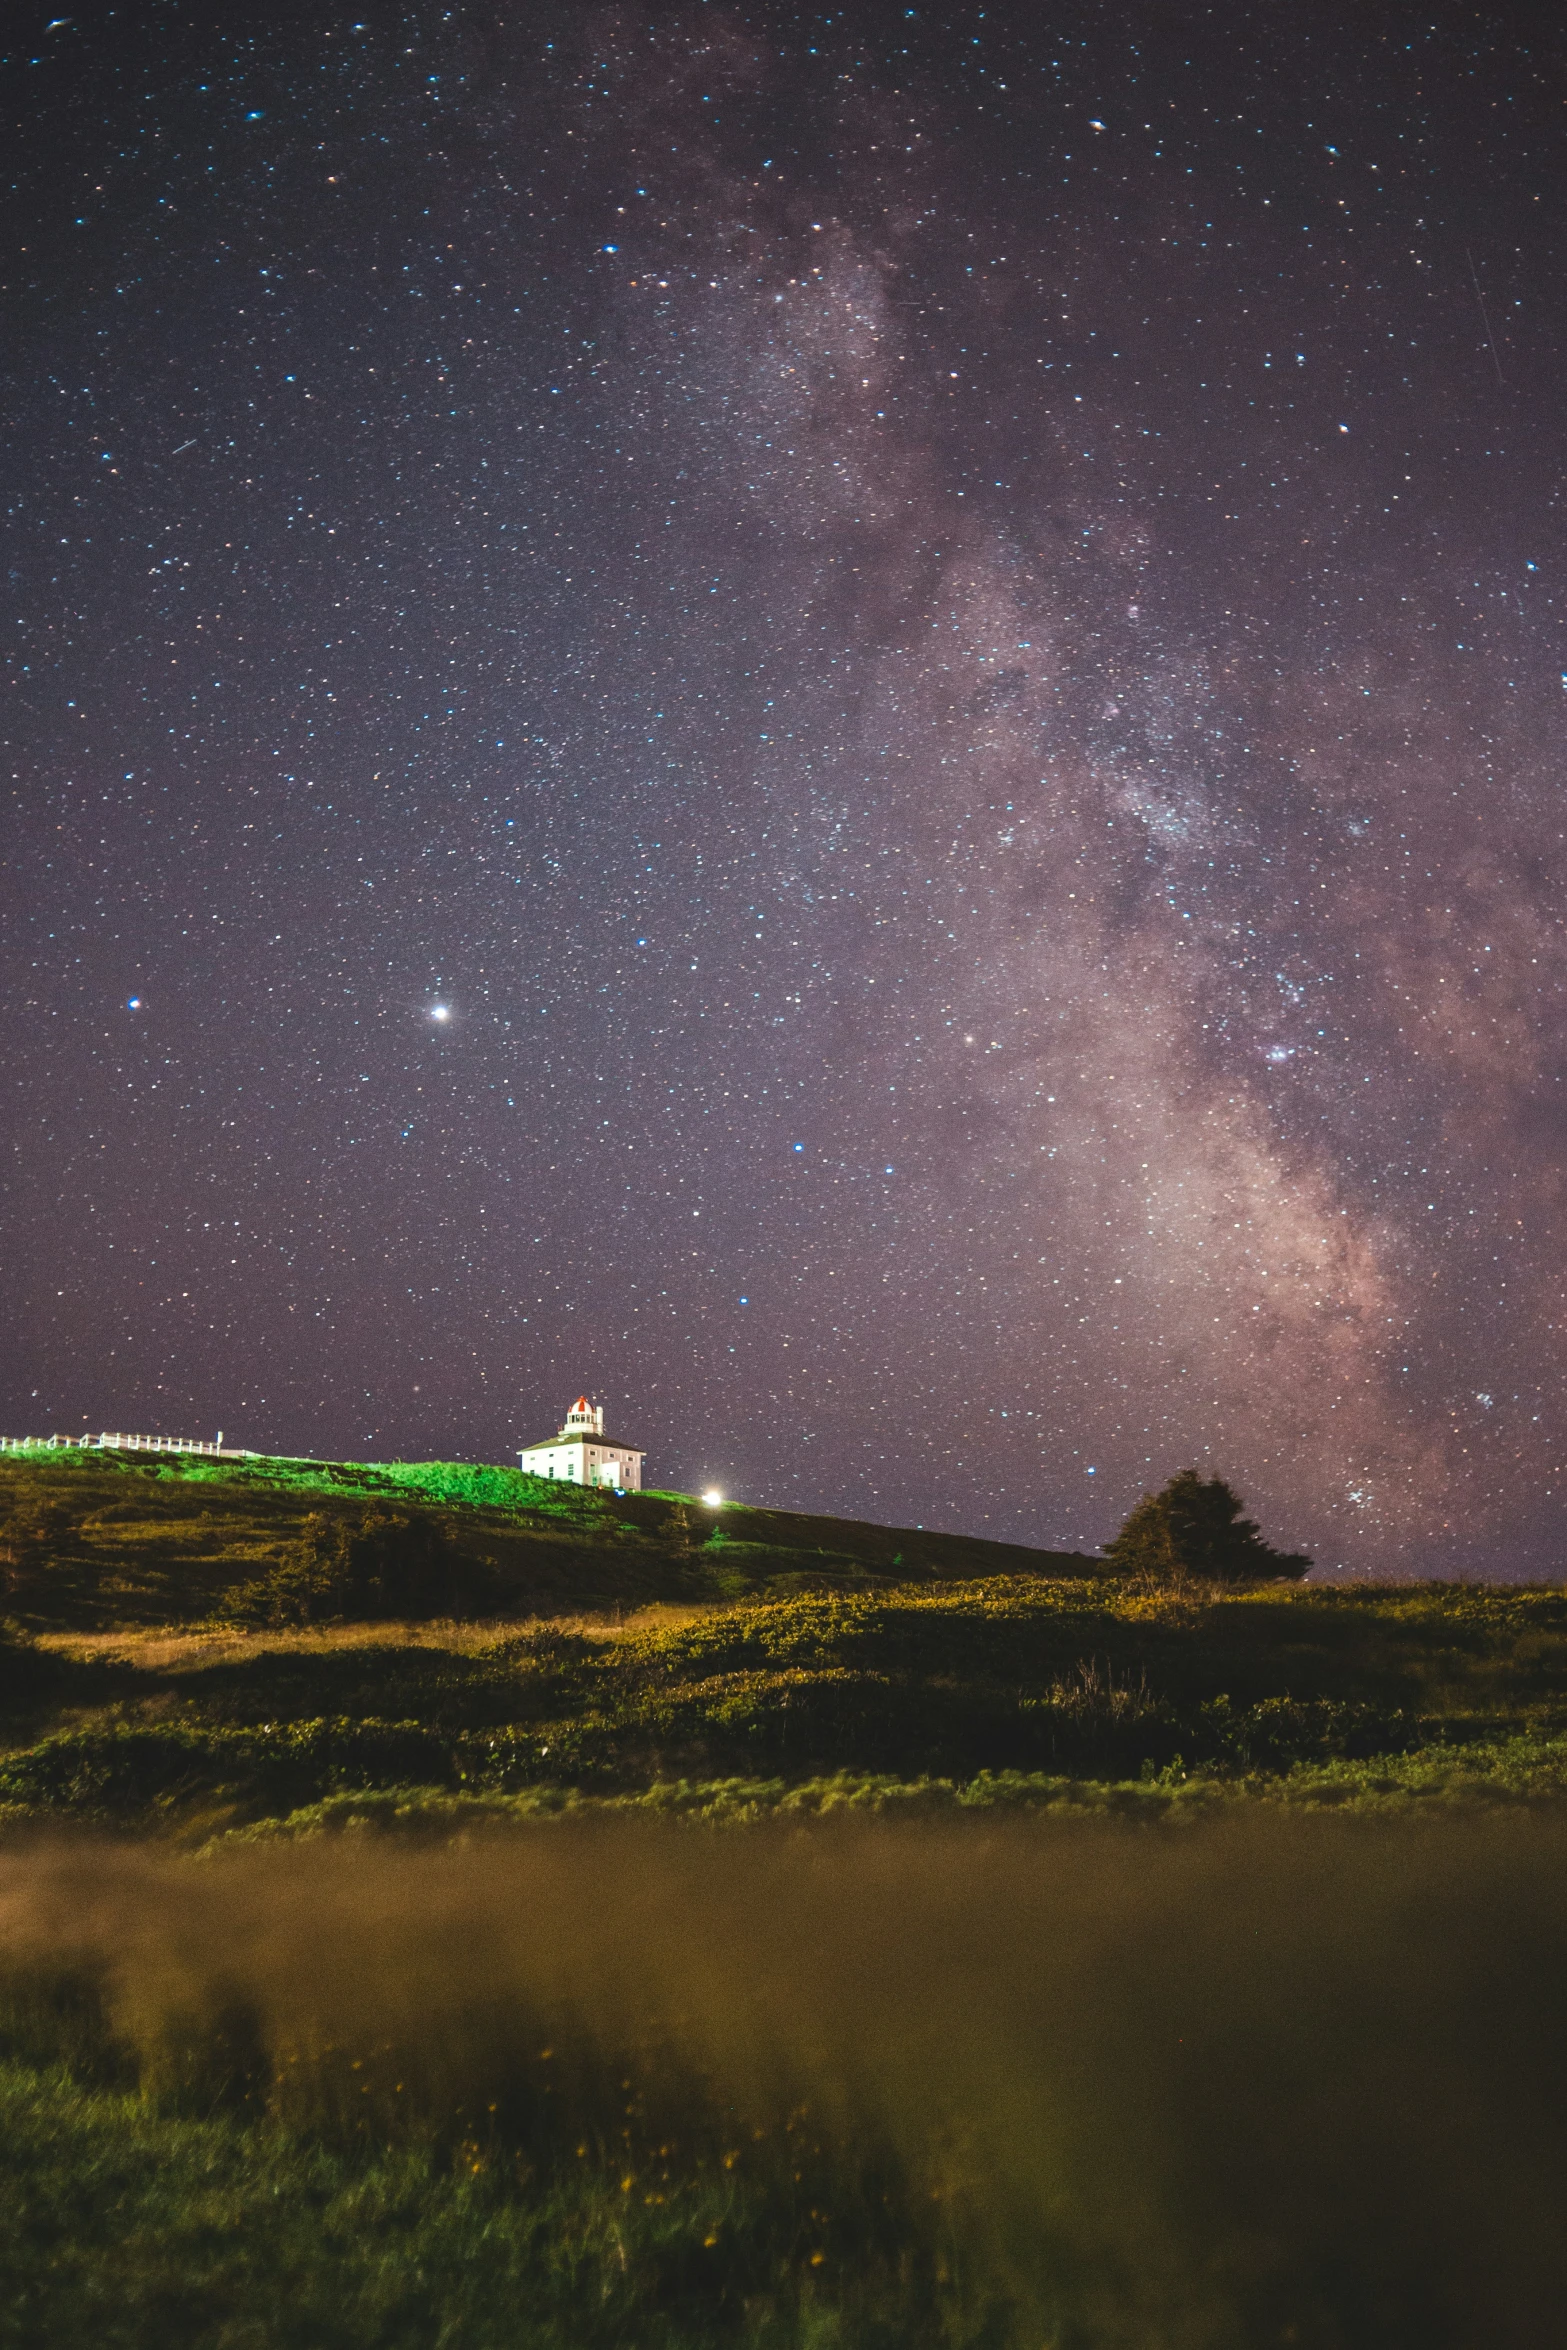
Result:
[6, 3, 1565, 1574]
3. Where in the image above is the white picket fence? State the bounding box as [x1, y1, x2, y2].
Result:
[0, 1432, 249, 1458]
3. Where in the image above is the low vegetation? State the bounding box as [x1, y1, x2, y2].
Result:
[0, 1544, 1564, 1827]
[3, 1445, 1565, 2343]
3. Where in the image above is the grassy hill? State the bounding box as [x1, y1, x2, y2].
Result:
[0, 1444, 1093, 1630]
[2, 1445, 1567, 1831]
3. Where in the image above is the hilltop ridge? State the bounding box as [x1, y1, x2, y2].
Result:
[8, 1447, 1567, 1837]
[0, 1444, 1095, 1632]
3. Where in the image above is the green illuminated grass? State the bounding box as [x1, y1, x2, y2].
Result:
[0, 1447, 1092, 1631]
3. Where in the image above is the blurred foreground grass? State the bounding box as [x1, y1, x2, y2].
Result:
[0, 2064, 740, 2350]
[2, 1812, 1566, 2347]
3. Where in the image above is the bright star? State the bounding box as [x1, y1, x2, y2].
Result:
[430, 1003, 451, 1022]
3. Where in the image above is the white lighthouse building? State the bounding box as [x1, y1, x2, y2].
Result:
[518, 1395, 645, 1491]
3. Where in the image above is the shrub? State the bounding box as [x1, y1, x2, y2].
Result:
[0, 1494, 72, 1608]
[0, 1619, 60, 1715]
[226, 1510, 499, 1627]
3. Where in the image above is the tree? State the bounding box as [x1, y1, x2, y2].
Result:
[1102, 1470, 1310, 1586]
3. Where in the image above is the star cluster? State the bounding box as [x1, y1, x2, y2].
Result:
[6, 4, 1564, 1572]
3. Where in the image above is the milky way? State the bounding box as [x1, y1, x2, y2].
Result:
[6, 4, 1564, 1573]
